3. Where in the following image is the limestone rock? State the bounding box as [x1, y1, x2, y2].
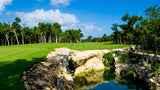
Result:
[115, 64, 124, 74]
[50, 48, 111, 68]
[55, 48, 71, 55]
[74, 57, 105, 75]
[69, 49, 111, 67]
[114, 57, 120, 62]
[22, 54, 73, 90]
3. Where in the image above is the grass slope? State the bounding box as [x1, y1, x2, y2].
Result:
[0, 42, 129, 90]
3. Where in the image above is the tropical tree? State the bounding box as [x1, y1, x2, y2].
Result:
[11, 22, 19, 45]
[52, 23, 62, 43]
[145, 5, 160, 57]
[23, 27, 34, 44]
[87, 36, 92, 42]
[2, 23, 11, 45]
[119, 14, 142, 45]
[111, 24, 123, 44]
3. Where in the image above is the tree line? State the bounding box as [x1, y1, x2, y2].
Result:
[0, 18, 84, 46]
[0, 17, 113, 46]
[81, 34, 112, 42]
[111, 5, 160, 56]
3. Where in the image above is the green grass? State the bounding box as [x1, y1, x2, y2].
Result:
[0, 42, 129, 90]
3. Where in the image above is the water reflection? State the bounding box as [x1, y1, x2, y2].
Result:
[73, 69, 148, 90]
[103, 69, 116, 81]
[74, 70, 104, 90]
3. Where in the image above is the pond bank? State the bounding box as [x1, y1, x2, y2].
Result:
[74, 69, 149, 90]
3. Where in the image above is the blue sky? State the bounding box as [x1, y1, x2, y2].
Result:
[0, 0, 160, 38]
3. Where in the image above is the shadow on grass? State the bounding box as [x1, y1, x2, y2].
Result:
[0, 57, 46, 90]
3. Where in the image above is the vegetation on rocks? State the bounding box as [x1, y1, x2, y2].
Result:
[114, 51, 160, 89]
[151, 60, 160, 76]
[120, 68, 135, 79]
[114, 51, 121, 57]
[119, 52, 143, 64]
[103, 52, 115, 67]
[152, 62, 160, 71]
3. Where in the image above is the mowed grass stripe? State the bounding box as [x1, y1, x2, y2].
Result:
[0, 48, 42, 61]
[0, 48, 30, 59]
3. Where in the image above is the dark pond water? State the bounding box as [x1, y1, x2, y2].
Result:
[73, 70, 149, 90]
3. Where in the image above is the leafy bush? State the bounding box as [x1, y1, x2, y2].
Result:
[126, 69, 134, 75]
[151, 62, 160, 70]
[119, 52, 142, 64]
[103, 52, 115, 68]
[119, 54, 129, 64]
[128, 52, 142, 63]
[121, 68, 135, 79]
[115, 51, 121, 57]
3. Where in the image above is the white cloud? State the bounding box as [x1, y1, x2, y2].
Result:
[62, 23, 104, 32]
[0, 0, 12, 12]
[16, 9, 78, 26]
[50, 0, 71, 7]
[6, 11, 12, 15]
[84, 24, 103, 32]
[61, 23, 105, 38]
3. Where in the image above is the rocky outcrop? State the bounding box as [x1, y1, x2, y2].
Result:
[74, 57, 105, 75]
[22, 54, 74, 90]
[114, 56, 160, 90]
[52, 48, 111, 74]
[21, 48, 111, 90]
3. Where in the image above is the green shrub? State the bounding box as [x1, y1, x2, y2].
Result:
[121, 68, 135, 79]
[128, 52, 142, 63]
[119, 54, 129, 64]
[115, 51, 121, 57]
[103, 52, 115, 68]
[119, 52, 142, 64]
[126, 69, 134, 75]
[151, 62, 160, 70]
